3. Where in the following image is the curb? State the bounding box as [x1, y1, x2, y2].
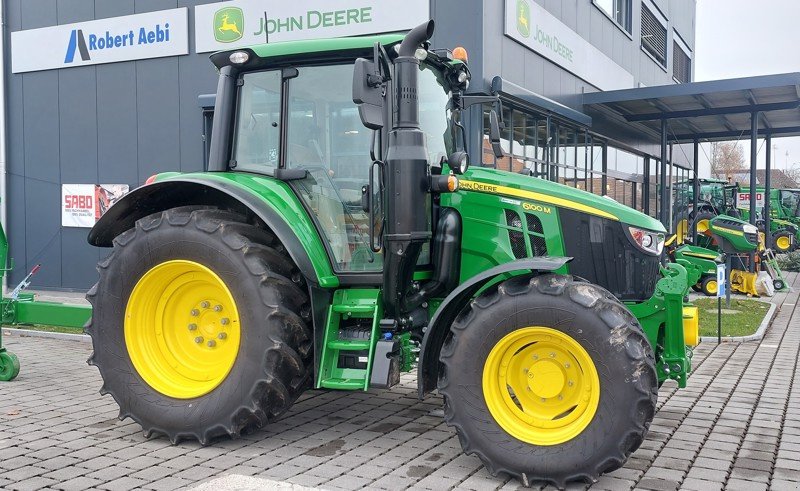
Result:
[699, 299, 777, 343]
[1, 327, 91, 344]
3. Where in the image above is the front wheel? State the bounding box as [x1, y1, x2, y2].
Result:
[701, 275, 718, 296]
[774, 279, 786, 291]
[86, 208, 313, 444]
[772, 230, 794, 254]
[0, 351, 20, 381]
[438, 274, 657, 488]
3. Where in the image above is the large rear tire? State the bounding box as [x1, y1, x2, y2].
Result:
[86, 208, 312, 444]
[438, 274, 657, 488]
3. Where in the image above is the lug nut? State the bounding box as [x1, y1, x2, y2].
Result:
[191, 309, 199, 317]
[564, 363, 571, 368]
[207, 340, 216, 347]
[220, 318, 230, 326]
[188, 323, 197, 331]
[214, 305, 223, 312]
[568, 380, 574, 387]
[201, 301, 210, 308]
[549, 352, 556, 358]
[194, 336, 204, 344]
[217, 333, 227, 340]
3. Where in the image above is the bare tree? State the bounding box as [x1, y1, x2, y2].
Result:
[709, 141, 745, 180]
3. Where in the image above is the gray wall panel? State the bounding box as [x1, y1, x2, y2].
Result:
[95, 1, 134, 19]
[21, 0, 57, 29]
[57, 0, 94, 23]
[23, 179, 61, 287]
[136, 58, 181, 182]
[59, 67, 98, 183]
[97, 63, 138, 185]
[22, 72, 60, 184]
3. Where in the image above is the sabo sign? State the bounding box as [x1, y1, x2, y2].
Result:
[11, 8, 189, 73]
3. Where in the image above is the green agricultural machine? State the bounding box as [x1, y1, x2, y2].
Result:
[674, 179, 798, 253]
[668, 214, 769, 296]
[83, 24, 698, 486]
[0, 199, 92, 381]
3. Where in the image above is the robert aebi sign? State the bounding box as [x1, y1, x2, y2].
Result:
[11, 8, 189, 73]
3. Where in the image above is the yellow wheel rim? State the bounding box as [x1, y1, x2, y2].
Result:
[482, 327, 600, 446]
[696, 219, 710, 234]
[706, 279, 718, 295]
[776, 236, 791, 251]
[676, 219, 688, 244]
[125, 260, 241, 399]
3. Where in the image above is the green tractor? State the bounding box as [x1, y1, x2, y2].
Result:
[677, 179, 798, 253]
[86, 23, 697, 487]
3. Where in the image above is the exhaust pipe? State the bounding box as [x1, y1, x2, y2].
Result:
[383, 21, 435, 321]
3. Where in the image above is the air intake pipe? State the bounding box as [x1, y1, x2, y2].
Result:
[382, 21, 435, 321]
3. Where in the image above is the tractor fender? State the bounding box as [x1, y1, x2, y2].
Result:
[88, 178, 325, 287]
[417, 256, 571, 398]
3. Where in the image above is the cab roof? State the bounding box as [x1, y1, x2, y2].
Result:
[211, 33, 405, 69]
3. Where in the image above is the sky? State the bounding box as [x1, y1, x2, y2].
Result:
[694, 0, 800, 177]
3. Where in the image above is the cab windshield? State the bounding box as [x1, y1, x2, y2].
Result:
[780, 190, 800, 217]
[231, 60, 452, 272]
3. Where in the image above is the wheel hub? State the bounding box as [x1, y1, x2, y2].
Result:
[483, 327, 600, 445]
[124, 260, 241, 399]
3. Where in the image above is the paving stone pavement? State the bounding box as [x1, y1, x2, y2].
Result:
[1, 275, 799, 491]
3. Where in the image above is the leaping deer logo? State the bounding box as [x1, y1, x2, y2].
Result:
[214, 7, 244, 43]
[516, 0, 531, 37]
[219, 14, 241, 36]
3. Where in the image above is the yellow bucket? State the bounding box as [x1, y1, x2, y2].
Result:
[682, 306, 699, 346]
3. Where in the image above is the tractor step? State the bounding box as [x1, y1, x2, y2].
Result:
[319, 377, 368, 390]
[316, 289, 383, 391]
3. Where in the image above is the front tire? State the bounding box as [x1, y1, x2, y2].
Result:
[701, 275, 718, 296]
[772, 230, 794, 254]
[86, 208, 312, 444]
[438, 274, 657, 488]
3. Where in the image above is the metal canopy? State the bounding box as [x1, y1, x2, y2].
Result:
[581, 72, 800, 247]
[581, 72, 800, 143]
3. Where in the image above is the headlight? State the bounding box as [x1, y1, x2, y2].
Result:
[448, 151, 469, 175]
[743, 224, 758, 235]
[629, 227, 665, 255]
[229, 51, 249, 64]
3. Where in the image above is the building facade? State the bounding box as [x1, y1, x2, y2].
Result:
[3, 0, 696, 290]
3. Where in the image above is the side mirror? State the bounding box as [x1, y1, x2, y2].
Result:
[353, 42, 391, 130]
[353, 58, 384, 130]
[489, 110, 504, 159]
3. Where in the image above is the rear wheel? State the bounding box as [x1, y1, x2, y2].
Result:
[701, 275, 718, 296]
[0, 351, 20, 381]
[86, 208, 312, 444]
[438, 274, 657, 488]
[772, 230, 794, 254]
[691, 211, 716, 249]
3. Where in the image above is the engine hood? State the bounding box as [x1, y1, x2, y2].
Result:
[460, 167, 665, 233]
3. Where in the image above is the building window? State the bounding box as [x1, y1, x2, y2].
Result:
[595, 0, 632, 33]
[641, 4, 667, 66]
[673, 41, 691, 83]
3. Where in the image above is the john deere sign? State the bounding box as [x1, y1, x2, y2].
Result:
[214, 7, 244, 43]
[195, 0, 430, 53]
[505, 0, 633, 91]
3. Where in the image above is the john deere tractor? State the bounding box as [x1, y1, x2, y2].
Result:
[86, 23, 696, 487]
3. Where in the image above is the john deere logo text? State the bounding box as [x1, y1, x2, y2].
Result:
[516, 0, 531, 38]
[214, 7, 244, 43]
